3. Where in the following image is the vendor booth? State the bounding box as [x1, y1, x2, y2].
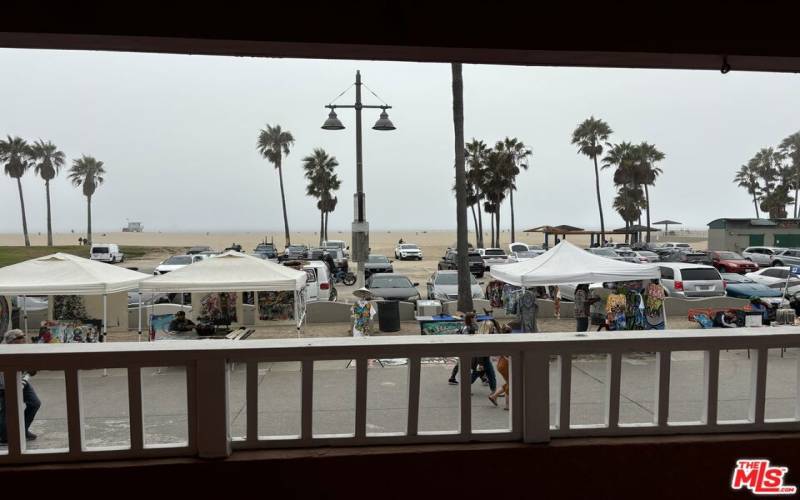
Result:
[0, 253, 149, 340]
[138, 251, 308, 339]
[490, 241, 666, 331]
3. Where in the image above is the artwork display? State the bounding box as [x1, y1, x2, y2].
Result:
[149, 313, 175, 341]
[199, 292, 237, 324]
[596, 280, 666, 331]
[53, 295, 87, 320]
[258, 291, 295, 321]
[421, 320, 463, 335]
[35, 320, 99, 343]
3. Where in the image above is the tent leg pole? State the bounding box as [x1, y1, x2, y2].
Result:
[22, 294, 28, 337]
[138, 292, 142, 342]
[103, 293, 108, 377]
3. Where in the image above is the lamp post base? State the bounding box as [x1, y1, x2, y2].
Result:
[352, 220, 369, 289]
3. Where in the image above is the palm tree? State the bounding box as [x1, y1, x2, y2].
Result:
[481, 150, 512, 248]
[495, 137, 532, 242]
[571, 117, 613, 243]
[322, 196, 338, 241]
[734, 162, 762, 218]
[257, 124, 295, 247]
[0, 136, 33, 246]
[30, 140, 66, 246]
[634, 142, 664, 242]
[750, 147, 788, 218]
[452, 63, 473, 313]
[302, 148, 340, 246]
[68, 155, 106, 246]
[465, 139, 489, 247]
[613, 185, 645, 243]
[779, 132, 800, 217]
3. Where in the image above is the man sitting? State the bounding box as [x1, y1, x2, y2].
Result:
[169, 311, 195, 332]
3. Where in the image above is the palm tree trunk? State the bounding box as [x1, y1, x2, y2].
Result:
[319, 209, 324, 246]
[87, 195, 93, 246]
[753, 192, 760, 218]
[510, 189, 516, 242]
[277, 157, 291, 246]
[16, 178, 30, 247]
[638, 213, 642, 244]
[45, 179, 53, 246]
[592, 154, 606, 243]
[795, 188, 798, 218]
[496, 204, 501, 247]
[644, 184, 651, 243]
[470, 204, 479, 247]
[451, 63, 473, 313]
[476, 193, 484, 247]
[324, 211, 329, 241]
[490, 211, 495, 248]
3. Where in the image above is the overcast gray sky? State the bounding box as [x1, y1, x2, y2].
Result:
[1, 48, 798, 233]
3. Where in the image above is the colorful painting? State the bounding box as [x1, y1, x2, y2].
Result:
[258, 291, 295, 321]
[421, 320, 463, 335]
[35, 320, 99, 343]
[53, 295, 88, 321]
[199, 293, 237, 324]
[149, 313, 175, 341]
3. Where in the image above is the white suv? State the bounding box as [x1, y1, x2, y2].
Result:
[658, 263, 725, 298]
[742, 246, 786, 267]
[394, 243, 423, 260]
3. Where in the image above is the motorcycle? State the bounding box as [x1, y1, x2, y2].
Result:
[332, 268, 357, 286]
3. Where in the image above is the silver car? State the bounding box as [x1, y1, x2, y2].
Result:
[426, 270, 483, 300]
[365, 273, 420, 301]
[586, 247, 627, 261]
[613, 248, 639, 263]
[769, 248, 800, 268]
[659, 263, 725, 298]
[741, 246, 786, 267]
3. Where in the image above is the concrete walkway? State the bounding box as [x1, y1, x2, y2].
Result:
[2, 349, 797, 453]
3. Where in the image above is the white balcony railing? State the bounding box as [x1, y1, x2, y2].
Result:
[1, 327, 799, 464]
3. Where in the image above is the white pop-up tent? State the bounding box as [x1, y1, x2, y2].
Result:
[0, 252, 150, 336]
[490, 240, 660, 286]
[139, 251, 309, 330]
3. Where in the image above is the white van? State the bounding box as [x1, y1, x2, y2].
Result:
[303, 261, 333, 302]
[90, 244, 124, 263]
[322, 240, 349, 258]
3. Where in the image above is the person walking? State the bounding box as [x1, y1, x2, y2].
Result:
[549, 285, 561, 319]
[448, 312, 477, 384]
[0, 329, 41, 444]
[488, 321, 511, 409]
[574, 284, 591, 332]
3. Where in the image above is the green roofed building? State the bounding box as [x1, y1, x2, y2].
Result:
[708, 218, 800, 251]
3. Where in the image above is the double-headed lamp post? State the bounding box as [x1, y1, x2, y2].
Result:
[321, 70, 396, 288]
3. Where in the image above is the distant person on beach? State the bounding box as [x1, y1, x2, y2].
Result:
[398, 238, 404, 244]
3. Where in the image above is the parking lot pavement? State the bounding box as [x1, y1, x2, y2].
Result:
[3, 350, 797, 452]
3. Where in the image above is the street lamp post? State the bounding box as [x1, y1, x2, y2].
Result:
[322, 70, 395, 288]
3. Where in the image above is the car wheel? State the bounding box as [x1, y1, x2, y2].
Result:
[774, 261, 784, 267]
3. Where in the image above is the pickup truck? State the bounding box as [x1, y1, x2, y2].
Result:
[438, 249, 486, 278]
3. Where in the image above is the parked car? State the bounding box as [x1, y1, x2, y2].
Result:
[741, 246, 786, 267]
[303, 261, 333, 301]
[661, 249, 713, 266]
[634, 250, 660, 263]
[364, 254, 394, 277]
[768, 248, 800, 267]
[586, 247, 627, 261]
[480, 248, 511, 268]
[426, 270, 483, 300]
[305, 248, 326, 260]
[612, 248, 639, 263]
[284, 244, 308, 260]
[511, 250, 545, 262]
[187, 246, 212, 255]
[394, 243, 423, 260]
[709, 251, 759, 274]
[438, 249, 485, 277]
[658, 242, 693, 251]
[366, 273, 421, 301]
[509, 242, 541, 254]
[153, 254, 206, 275]
[90, 243, 124, 263]
[253, 242, 278, 259]
[658, 263, 725, 298]
[720, 273, 785, 306]
[745, 267, 796, 286]
[322, 240, 349, 258]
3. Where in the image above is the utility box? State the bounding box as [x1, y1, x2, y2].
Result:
[417, 300, 442, 316]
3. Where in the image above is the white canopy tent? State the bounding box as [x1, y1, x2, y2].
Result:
[139, 251, 309, 331]
[490, 240, 660, 286]
[0, 252, 150, 337]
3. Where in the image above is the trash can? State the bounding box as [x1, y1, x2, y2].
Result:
[377, 300, 401, 332]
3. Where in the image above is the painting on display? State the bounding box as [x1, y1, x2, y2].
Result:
[421, 321, 463, 335]
[35, 320, 100, 343]
[149, 313, 175, 341]
[258, 291, 295, 321]
[53, 295, 87, 321]
[199, 293, 237, 324]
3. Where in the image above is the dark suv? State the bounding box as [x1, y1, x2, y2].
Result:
[438, 249, 485, 278]
[253, 242, 278, 259]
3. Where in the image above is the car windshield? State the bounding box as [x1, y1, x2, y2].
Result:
[435, 273, 477, 285]
[370, 276, 413, 288]
[616, 251, 635, 257]
[676, 244, 691, 248]
[510, 244, 528, 252]
[468, 254, 483, 262]
[681, 268, 721, 281]
[516, 251, 539, 258]
[593, 248, 618, 256]
[164, 256, 192, 265]
[400, 244, 418, 249]
[715, 251, 743, 259]
[368, 255, 389, 263]
[485, 249, 506, 256]
[93, 247, 109, 253]
[288, 246, 305, 252]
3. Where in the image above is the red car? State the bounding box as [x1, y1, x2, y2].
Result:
[710, 251, 759, 274]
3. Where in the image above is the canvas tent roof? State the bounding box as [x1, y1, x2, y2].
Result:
[139, 251, 307, 293]
[0, 252, 150, 295]
[490, 240, 660, 287]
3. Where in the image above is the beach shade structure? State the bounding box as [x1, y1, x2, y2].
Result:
[653, 220, 682, 234]
[0, 252, 150, 338]
[140, 251, 309, 330]
[489, 240, 659, 287]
